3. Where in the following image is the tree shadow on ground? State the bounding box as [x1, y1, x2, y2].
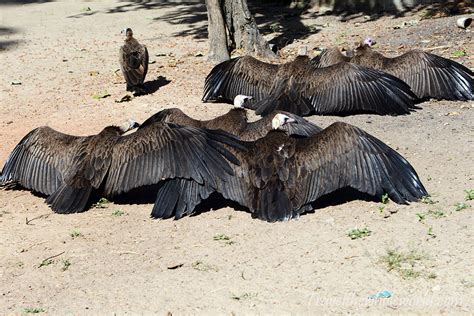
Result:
[0, 0, 52, 4]
[65, 0, 469, 52]
[0, 26, 22, 51]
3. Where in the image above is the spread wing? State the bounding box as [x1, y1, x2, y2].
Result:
[293, 122, 427, 210]
[103, 123, 243, 197]
[150, 141, 253, 220]
[382, 51, 473, 100]
[0, 127, 83, 195]
[301, 62, 417, 115]
[202, 56, 279, 104]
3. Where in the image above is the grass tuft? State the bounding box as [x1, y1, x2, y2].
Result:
[347, 227, 371, 240]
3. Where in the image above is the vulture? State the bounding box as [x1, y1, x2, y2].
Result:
[0, 120, 242, 214]
[119, 28, 149, 95]
[140, 96, 322, 141]
[151, 117, 428, 222]
[311, 38, 474, 101]
[202, 47, 417, 117]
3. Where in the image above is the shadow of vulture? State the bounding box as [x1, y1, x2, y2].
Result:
[152, 120, 428, 222]
[144, 76, 171, 94]
[0, 120, 244, 215]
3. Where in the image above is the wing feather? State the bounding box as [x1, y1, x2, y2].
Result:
[294, 122, 427, 209]
[103, 123, 242, 197]
[302, 63, 416, 115]
[0, 127, 82, 195]
[203, 56, 279, 103]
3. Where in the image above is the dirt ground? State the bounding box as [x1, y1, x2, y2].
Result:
[1, 0, 473, 314]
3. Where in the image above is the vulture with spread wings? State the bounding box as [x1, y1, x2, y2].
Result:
[311, 38, 473, 101]
[0, 120, 242, 214]
[152, 118, 428, 222]
[202, 50, 417, 117]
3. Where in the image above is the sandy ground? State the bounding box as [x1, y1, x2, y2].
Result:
[1, 0, 473, 314]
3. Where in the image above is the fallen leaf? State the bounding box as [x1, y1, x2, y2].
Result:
[445, 111, 460, 116]
[452, 50, 467, 58]
[92, 91, 110, 100]
[167, 263, 184, 270]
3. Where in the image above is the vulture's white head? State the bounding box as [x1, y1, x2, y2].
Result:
[297, 45, 308, 56]
[364, 37, 375, 46]
[119, 119, 140, 133]
[121, 28, 133, 40]
[272, 113, 296, 130]
[233, 95, 253, 108]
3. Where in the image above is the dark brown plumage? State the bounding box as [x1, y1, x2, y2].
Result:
[152, 122, 428, 222]
[312, 44, 474, 100]
[139, 107, 322, 141]
[202, 54, 417, 116]
[119, 28, 149, 95]
[0, 120, 242, 214]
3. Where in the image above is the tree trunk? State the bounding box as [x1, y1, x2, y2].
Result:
[206, 0, 275, 64]
[205, 0, 230, 64]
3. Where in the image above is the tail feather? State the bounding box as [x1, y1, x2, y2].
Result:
[255, 181, 295, 222]
[151, 179, 215, 220]
[45, 184, 92, 214]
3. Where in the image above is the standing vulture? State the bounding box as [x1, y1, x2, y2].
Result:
[151, 117, 428, 222]
[140, 96, 322, 141]
[311, 38, 474, 101]
[0, 120, 242, 214]
[202, 48, 417, 116]
[119, 28, 149, 95]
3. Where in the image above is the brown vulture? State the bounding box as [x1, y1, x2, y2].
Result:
[151, 117, 428, 222]
[202, 48, 417, 117]
[119, 28, 149, 95]
[0, 120, 242, 214]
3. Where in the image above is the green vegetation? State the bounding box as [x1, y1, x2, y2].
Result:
[347, 227, 371, 240]
[380, 248, 429, 279]
[111, 209, 125, 217]
[213, 234, 234, 245]
[464, 189, 474, 201]
[70, 230, 82, 239]
[421, 195, 438, 205]
[231, 292, 258, 301]
[192, 261, 218, 272]
[93, 197, 110, 208]
[24, 307, 45, 314]
[416, 213, 426, 222]
[428, 209, 445, 218]
[61, 259, 71, 271]
[452, 50, 467, 58]
[427, 226, 436, 238]
[454, 202, 471, 212]
[38, 259, 53, 268]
